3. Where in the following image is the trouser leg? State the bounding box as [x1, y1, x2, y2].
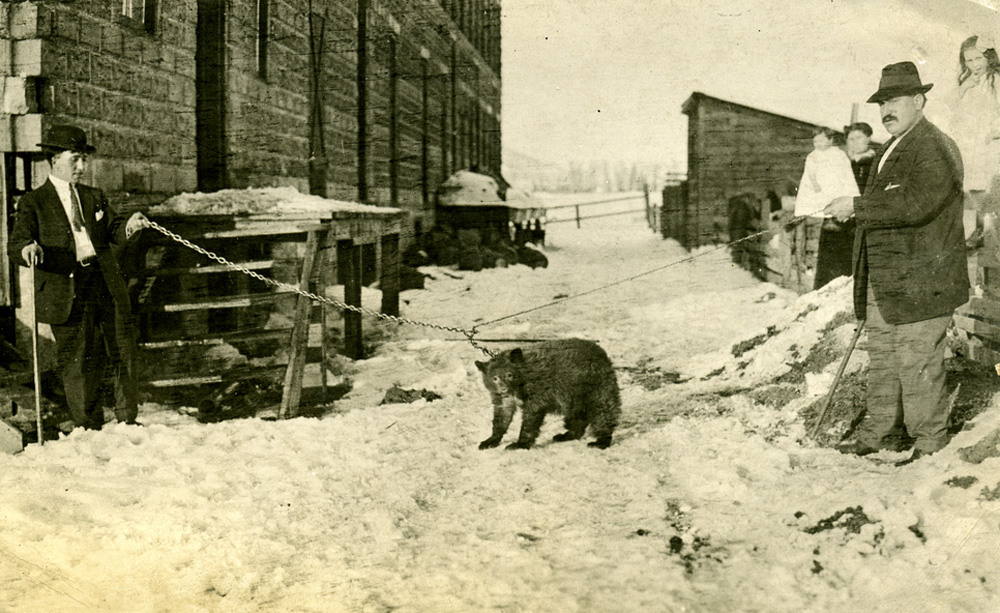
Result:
[104, 307, 139, 423]
[859, 287, 905, 450]
[51, 305, 105, 430]
[860, 283, 953, 452]
[897, 314, 952, 453]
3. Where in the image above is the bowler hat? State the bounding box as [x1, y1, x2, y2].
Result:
[36, 124, 96, 153]
[866, 62, 933, 103]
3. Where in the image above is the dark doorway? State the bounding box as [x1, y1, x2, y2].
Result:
[1, 153, 34, 343]
[196, 0, 227, 192]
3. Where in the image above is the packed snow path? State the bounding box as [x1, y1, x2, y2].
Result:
[1, 193, 998, 612]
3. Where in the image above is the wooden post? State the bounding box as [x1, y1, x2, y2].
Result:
[575, 205, 581, 228]
[279, 230, 321, 419]
[341, 240, 364, 359]
[380, 232, 400, 317]
[317, 239, 333, 399]
[644, 183, 651, 230]
[794, 221, 808, 293]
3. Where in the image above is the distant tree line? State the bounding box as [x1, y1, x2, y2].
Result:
[504, 159, 684, 193]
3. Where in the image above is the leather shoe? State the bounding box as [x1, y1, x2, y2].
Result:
[894, 448, 930, 467]
[836, 440, 879, 456]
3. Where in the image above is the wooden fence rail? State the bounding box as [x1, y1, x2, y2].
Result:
[544, 191, 659, 231]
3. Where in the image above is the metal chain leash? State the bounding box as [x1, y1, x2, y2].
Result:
[143, 219, 497, 357]
[473, 221, 797, 329]
[143, 216, 808, 358]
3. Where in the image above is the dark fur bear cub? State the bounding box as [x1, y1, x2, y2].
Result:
[474, 338, 621, 450]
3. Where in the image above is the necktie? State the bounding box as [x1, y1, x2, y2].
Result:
[69, 184, 85, 232]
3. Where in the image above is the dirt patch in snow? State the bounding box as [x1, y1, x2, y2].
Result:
[802, 506, 878, 536]
[775, 311, 856, 385]
[945, 358, 1000, 434]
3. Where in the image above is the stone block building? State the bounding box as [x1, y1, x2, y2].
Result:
[0, 0, 502, 324]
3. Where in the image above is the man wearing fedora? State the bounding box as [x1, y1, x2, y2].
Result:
[7, 124, 149, 430]
[826, 62, 969, 466]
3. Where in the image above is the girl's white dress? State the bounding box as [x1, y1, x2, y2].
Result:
[951, 76, 1000, 192]
[794, 147, 860, 218]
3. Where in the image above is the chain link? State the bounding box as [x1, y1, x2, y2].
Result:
[143, 219, 497, 357]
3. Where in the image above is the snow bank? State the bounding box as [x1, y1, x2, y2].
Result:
[2, 196, 999, 612]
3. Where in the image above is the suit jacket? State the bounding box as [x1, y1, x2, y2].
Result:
[7, 179, 132, 325]
[852, 117, 970, 324]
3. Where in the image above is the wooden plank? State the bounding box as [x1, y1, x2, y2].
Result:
[147, 260, 278, 276]
[280, 229, 322, 419]
[954, 313, 1000, 340]
[138, 290, 295, 312]
[144, 364, 285, 388]
[0, 154, 9, 308]
[966, 340, 1000, 367]
[964, 297, 1000, 324]
[317, 236, 332, 399]
[380, 233, 400, 317]
[198, 226, 310, 239]
[342, 240, 364, 360]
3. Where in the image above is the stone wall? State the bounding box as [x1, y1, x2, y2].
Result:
[1, 0, 501, 231]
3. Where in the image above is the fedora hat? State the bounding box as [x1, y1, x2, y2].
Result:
[37, 124, 96, 153]
[867, 61, 933, 103]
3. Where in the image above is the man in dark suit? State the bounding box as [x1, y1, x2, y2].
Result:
[826, 62, 969, 465]
[7, 125, 148, 430]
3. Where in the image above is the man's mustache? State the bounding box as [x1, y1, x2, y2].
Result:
[882, 114, 897, 123]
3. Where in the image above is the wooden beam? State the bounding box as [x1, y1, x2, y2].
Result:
[150, 259, 278, 276]
[280, 229, 322, 419]
[138, 290, 295, 312]
[342, 240, 364, 359]
[380, 232, 400, 316]
[317, 231, 332, 400]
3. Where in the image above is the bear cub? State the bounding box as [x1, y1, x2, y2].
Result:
[475, 338, 621, 450]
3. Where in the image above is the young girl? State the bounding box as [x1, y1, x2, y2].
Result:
[794, 127, 859, 219]
[952, 34, 1000, 248]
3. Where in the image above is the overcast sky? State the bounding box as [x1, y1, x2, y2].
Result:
[500, 0, 1000, 169]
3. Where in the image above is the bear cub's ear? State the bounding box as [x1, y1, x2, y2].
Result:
[509, 348, 524, 363]
[475, 360, 487, 372]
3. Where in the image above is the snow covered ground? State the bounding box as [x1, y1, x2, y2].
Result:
[2, 192, 999, 612]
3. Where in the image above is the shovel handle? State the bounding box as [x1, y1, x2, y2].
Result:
[809, 319, 866, 441]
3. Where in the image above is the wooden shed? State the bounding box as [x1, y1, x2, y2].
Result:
[674, 92, 830, 249]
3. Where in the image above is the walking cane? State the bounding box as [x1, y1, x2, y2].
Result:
[28, 261, 43, 446]
[809, 319, 866, 440]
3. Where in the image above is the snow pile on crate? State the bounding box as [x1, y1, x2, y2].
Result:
[149, 186, 399, 216]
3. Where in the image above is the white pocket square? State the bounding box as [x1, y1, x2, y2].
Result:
[884, 183, 901, 191]
[95, 210, 105, 221]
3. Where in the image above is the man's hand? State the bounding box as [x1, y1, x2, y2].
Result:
[21, 243, 42, 267]
[125, 212, 149, 240]
[825, 196, 855, 222]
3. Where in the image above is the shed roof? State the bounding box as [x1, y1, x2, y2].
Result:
[682, 92, 840, 132]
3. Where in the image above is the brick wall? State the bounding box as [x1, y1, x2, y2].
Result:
[1, 0, 501, 239]
[34, 1, 198, 208]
